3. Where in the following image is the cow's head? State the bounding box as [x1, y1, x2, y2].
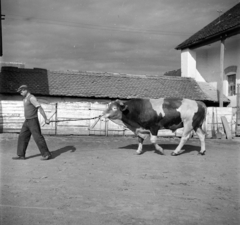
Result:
[102, 100, 128, 120]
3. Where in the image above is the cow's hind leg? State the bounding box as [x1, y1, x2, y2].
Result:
[196, 127, 206, 155]
[136, 136, 144, 155]
[171, 123, 192, 156]
[150, 134, 164, 155]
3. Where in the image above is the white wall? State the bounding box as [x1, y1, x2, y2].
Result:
[181, 49, 197, 79]
[181, 48, 206, 82]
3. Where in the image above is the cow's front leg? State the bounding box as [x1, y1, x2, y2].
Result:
[136, 136, 144, 155]
[150, 134, 164, 155]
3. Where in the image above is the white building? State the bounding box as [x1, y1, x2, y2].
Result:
[176, 3, 240, 108]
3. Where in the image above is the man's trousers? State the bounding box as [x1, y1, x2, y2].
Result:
[17, 118, 51, 157]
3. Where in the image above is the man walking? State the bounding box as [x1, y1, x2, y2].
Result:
[12, 85, 52, 160]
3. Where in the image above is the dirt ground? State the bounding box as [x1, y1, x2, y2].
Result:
[0, 133, 240, 225]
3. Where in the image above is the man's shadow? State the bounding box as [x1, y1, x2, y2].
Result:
[119, 144, 200, 155]
[26, 146, 76, 159]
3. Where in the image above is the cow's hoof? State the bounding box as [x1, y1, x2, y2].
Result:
[135, 151, 142, 155]
[198, 151, 206, 156]
[171, 152, 179, 156]
[154, 150, 165, 155]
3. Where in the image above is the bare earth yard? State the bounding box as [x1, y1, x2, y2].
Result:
[0, 134, 240, 225]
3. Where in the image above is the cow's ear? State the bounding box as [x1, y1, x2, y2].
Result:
[118, 100, 128, 112]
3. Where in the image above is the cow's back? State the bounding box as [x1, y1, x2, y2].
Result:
[122, 98, 206, 132]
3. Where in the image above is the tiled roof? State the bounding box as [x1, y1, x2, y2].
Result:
[0, 66, 229, 103]
[176, 3, 240, 50]
[197, 82, 229, 103]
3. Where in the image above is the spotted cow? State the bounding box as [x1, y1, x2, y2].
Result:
[102, 98, 207, 156]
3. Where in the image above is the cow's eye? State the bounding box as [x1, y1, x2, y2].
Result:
[112, 106, 117, 111]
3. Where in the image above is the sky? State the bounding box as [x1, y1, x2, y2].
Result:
[1, 0, 239, 76]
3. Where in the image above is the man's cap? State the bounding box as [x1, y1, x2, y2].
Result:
[17, 85, 28, 92]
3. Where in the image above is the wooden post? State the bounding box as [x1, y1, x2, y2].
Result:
[0, 0, 3, 56]
[0, 0, 5, 57]
[219, 39, 225, 107]
[105, 119, 108, 136]
[236, 84, 240, 135]
[105, 104, 109, 136]
[55, 103, 58, 135]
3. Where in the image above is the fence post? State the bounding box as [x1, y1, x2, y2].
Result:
[55, 103, 58, 135]
[105, 103, 109, 137]
[236, 84, 240, 136]
[105, 119, 108, 136]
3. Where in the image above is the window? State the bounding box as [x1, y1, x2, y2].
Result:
[228, 74, 236, 96]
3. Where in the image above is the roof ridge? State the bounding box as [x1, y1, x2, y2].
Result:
[49, 69, 194, 81]
[50, 69, 157, 78]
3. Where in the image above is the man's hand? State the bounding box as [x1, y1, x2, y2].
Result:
[45, 119, 50, 125]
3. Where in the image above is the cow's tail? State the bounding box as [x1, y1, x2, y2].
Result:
[200, 102, 207, 134]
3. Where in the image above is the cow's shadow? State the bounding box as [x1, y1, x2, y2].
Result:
[119, 144, 200, 155]
[25, 146, 76, 159]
